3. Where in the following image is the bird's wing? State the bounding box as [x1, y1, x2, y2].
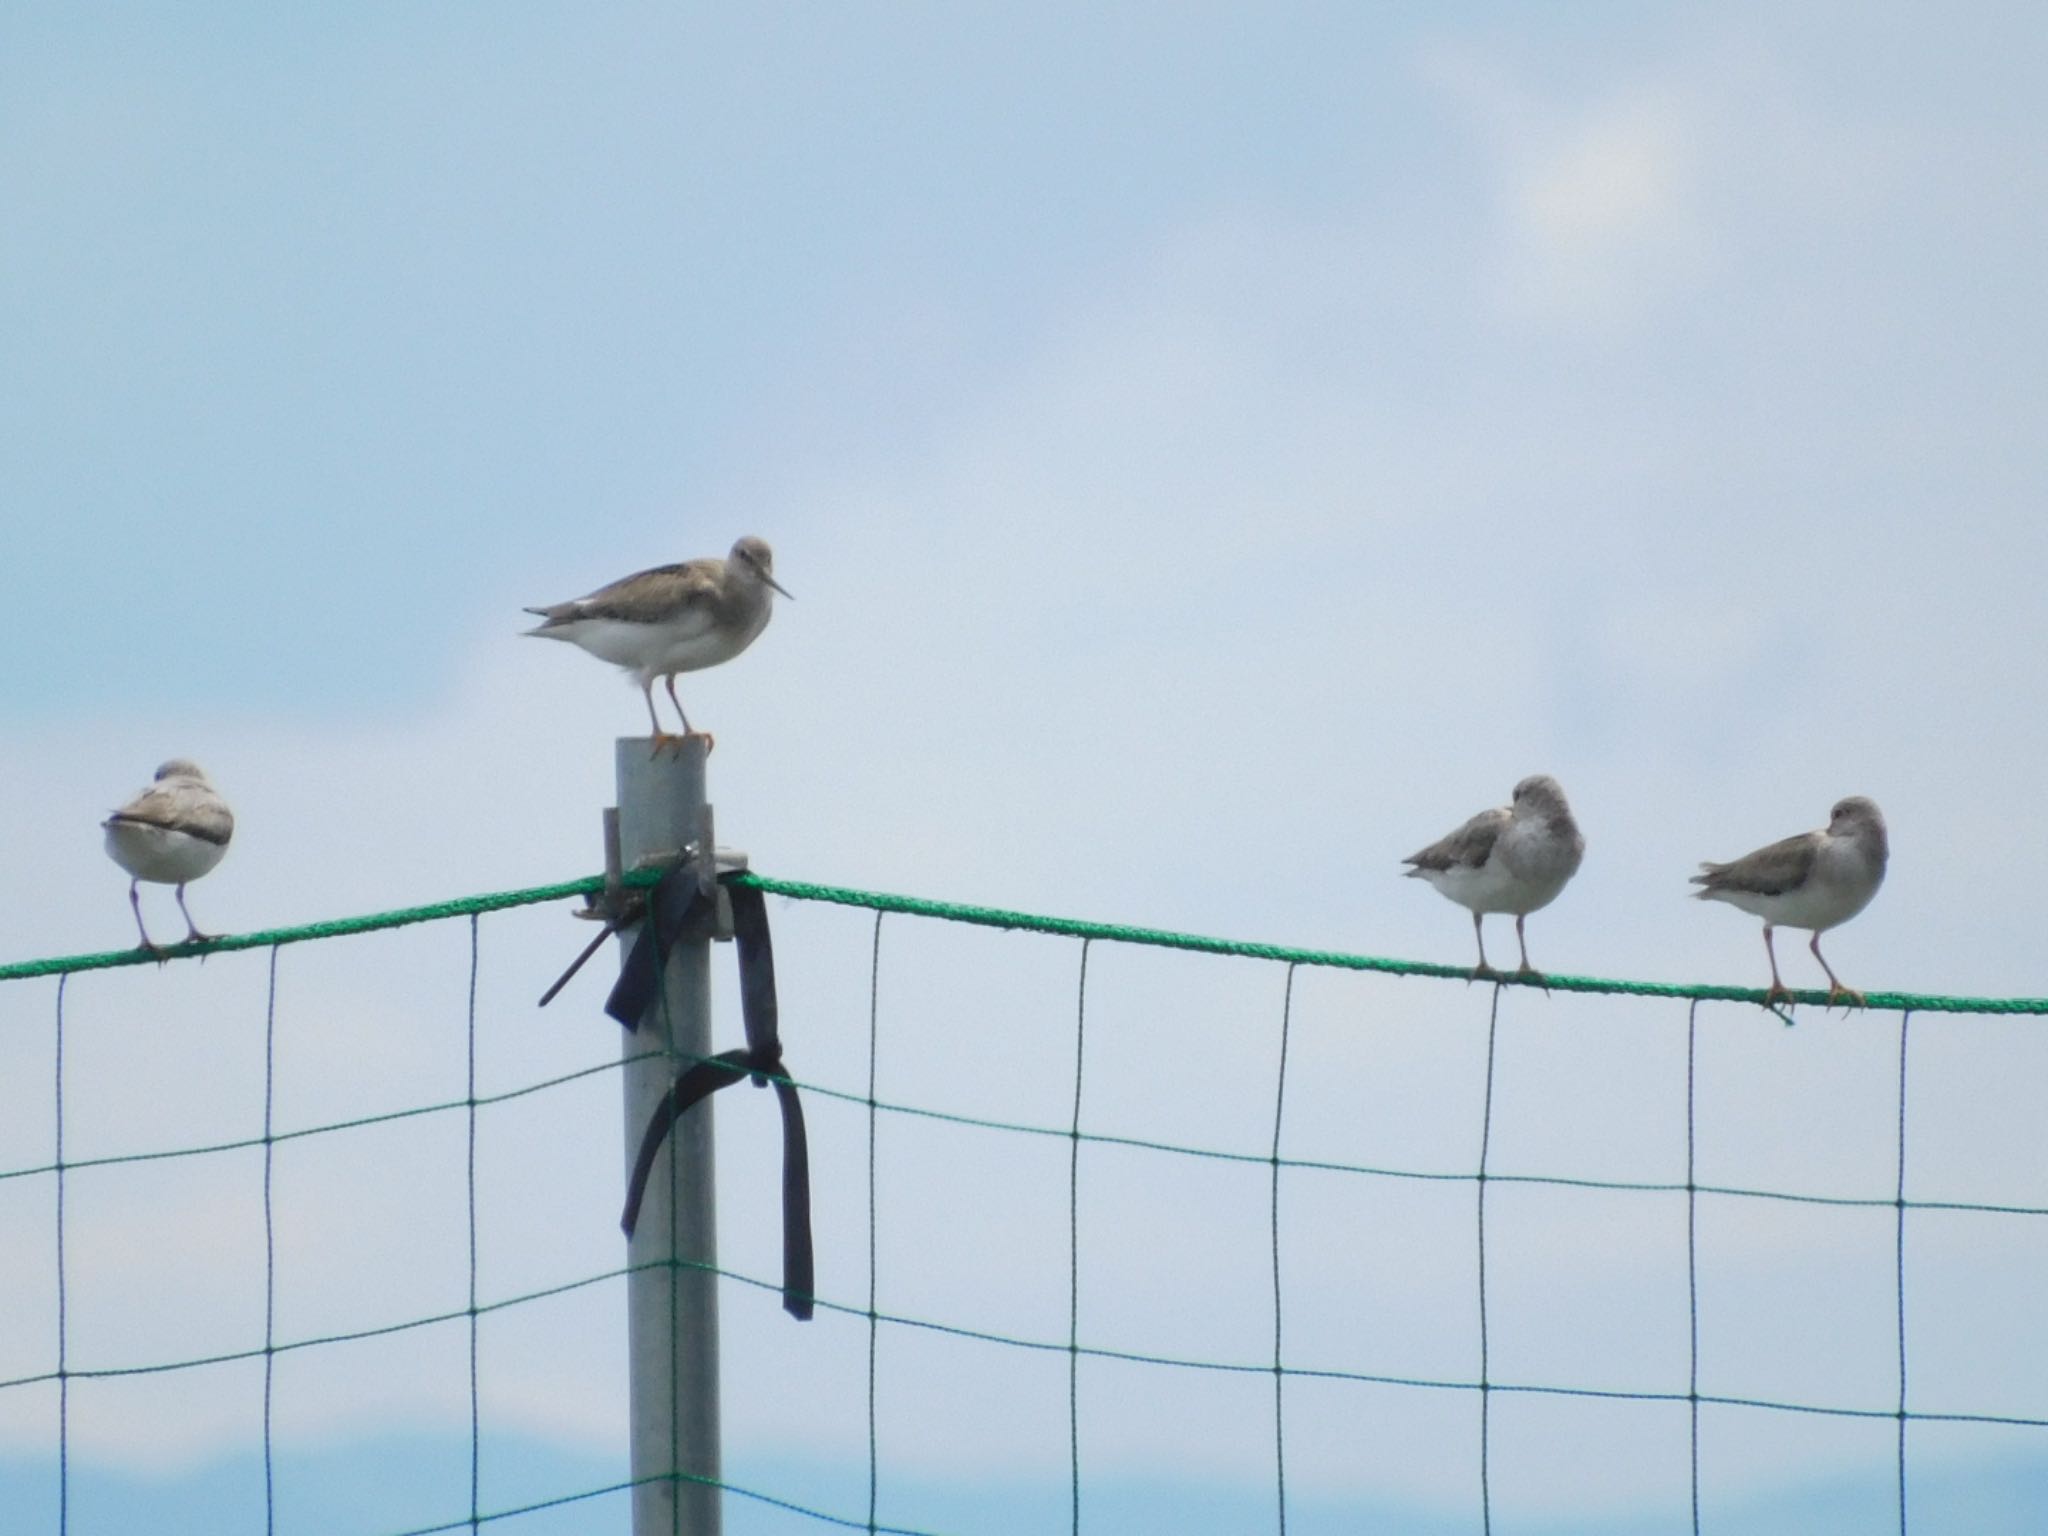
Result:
[106, 781, 234, 846]
[1691, 830, 1818, 896]
[1404, 807, 1508, 872]
[527, 560, 722, 628]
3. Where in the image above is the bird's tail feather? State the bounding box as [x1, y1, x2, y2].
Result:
[521, 604, 580, 637]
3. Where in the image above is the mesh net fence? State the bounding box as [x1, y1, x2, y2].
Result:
[3, 870, 2045, 1533]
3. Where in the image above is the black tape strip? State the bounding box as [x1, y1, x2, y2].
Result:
[620, 1050, 751, 1237]
[620, 1048, 815, 1322]
[604, 866, 710, 1030]
[729, 881, 778, 1081]
[613, 873, 811, 1320]
[773, 1077, 814, 1321]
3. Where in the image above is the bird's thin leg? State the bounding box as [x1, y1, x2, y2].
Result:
[174, 884, 216, 945]
[1762, 925, 1793, 1007]
[1470, 911, 1497, 981]
[642, 678, 679, 758]
[662, 676, 714, 753]
[1811, 931, 1866, 1009]
[1512, 914, 1549, 989]
[662, 675, 693, 735]
[128, 881, 161, 956]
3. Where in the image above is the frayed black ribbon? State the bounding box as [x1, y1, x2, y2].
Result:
[615, 877, 813, 1322]
[603, 860, 712, 1030]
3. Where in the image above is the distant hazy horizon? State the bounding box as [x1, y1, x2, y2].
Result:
[7, 1433, 2048, 1535]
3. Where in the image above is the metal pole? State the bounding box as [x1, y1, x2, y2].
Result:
[616, 736, 722, 1536]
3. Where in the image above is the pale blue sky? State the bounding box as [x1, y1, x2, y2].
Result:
[9, 1, 2042, 721]
[5, 2, 2048, 1531]
[8, 0, 1469, 712]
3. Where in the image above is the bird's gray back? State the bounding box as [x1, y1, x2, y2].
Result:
[528, 558, 726, 628]
[1691, 830, 1819, 898]
[1405, 807, 1508, 874]
[108, 778, 235, 847]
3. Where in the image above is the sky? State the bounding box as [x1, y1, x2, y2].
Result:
[4, 1, 2048, 1531]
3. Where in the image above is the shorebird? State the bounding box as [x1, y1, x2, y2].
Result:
[1692, 796, 1888, 1008]
[523, 535, 790, 751]
[1403, 775, 1585, 983]
[102, 760, 235, 952]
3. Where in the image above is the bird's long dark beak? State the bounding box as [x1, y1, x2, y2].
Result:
[766, 574, 794, 600]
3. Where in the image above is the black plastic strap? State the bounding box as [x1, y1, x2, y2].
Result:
[620, 1048, 814, 1321]
[730, 882, 777, 1081]
[622, 1049, 751, 1236]
[604, 863, 711, 1031]
[617, 875, 813, 1322]
[773, 1077, 814, 1313]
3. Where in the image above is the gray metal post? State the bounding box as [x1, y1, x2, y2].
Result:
[615, 736, 722, 1536]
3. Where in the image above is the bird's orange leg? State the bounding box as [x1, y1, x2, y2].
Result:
[1762, 925, 1793, 1007]
[664, 676, 714, 755]
[642, 679, 681, 758]
[1811, 932, 1866, 1009]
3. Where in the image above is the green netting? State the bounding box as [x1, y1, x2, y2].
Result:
[5, 868, 2045, 1536]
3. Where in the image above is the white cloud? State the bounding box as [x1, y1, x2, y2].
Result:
[1509, 92, 1703, 305]
[1420, 46, 1711, 327]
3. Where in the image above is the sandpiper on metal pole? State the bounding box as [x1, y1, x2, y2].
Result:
[616, 736, 722, 1535]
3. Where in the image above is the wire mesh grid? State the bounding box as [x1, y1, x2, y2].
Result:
[3, 871, 2046, 1533]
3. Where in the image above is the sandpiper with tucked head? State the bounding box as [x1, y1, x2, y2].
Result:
[103, 760, 235, 952]
[1692, 796, 1888, 1008]
[523, 535, 790, 752]
[1403, 775, 1585, 982]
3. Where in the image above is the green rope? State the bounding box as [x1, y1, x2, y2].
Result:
[0, 875, 626, 982]
[729, 873, 2048, 1017]
[4, 867, 2044, 1016]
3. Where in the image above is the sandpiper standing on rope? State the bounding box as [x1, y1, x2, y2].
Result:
[103, 760, 235, 952]
[1402, 775, 1585, 983]
[1692, 796, 1888, 1007]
